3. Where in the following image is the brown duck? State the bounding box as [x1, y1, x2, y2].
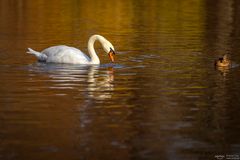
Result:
[215, 54, 231, 67]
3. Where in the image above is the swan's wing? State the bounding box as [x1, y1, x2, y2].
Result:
[42, 45, 90, 64]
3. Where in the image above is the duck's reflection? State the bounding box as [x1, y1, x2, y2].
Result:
[215, 66, 230, 78]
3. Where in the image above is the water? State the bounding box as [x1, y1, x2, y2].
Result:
[1, 0, 240, 159]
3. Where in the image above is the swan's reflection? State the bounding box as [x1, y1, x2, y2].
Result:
[87, 66, 114, 100]
[28, 63, 115, 100]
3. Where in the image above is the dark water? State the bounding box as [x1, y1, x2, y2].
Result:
[1, 0, 240, 159]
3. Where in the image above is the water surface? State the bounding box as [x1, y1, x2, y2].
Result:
[1, 0, 240, 159]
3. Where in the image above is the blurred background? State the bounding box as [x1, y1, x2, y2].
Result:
[0, 0, 240, 160]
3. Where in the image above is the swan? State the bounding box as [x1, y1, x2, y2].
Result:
[27, 35, 116, 64]
[215, 54, 231, 67]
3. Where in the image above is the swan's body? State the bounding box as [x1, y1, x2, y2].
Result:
[215, 54, 231, 67]
[27, 35, 115, 64]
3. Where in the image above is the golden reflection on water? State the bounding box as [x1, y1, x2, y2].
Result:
[0, 0, 205, 54]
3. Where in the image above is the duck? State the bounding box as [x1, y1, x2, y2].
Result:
[27, 35, 115, 64]
[214, 54, 231, 67]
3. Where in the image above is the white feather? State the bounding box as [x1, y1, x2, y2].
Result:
[27, 35, 115, 64]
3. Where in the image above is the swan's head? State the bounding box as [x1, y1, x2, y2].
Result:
[89, 35, 116, 63]
[102, 38, 115, 63]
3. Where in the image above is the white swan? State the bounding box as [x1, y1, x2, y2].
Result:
[27, 35, 116, 64]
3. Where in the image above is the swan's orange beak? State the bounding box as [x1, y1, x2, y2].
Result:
[108, 50, 115, 63]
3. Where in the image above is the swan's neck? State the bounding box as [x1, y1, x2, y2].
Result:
[88, 35, 105, 64]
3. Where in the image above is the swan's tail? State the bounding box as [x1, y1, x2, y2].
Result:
[27, 48, 47, 62]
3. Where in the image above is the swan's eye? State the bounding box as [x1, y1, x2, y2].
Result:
[110, 48, 115, 55]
